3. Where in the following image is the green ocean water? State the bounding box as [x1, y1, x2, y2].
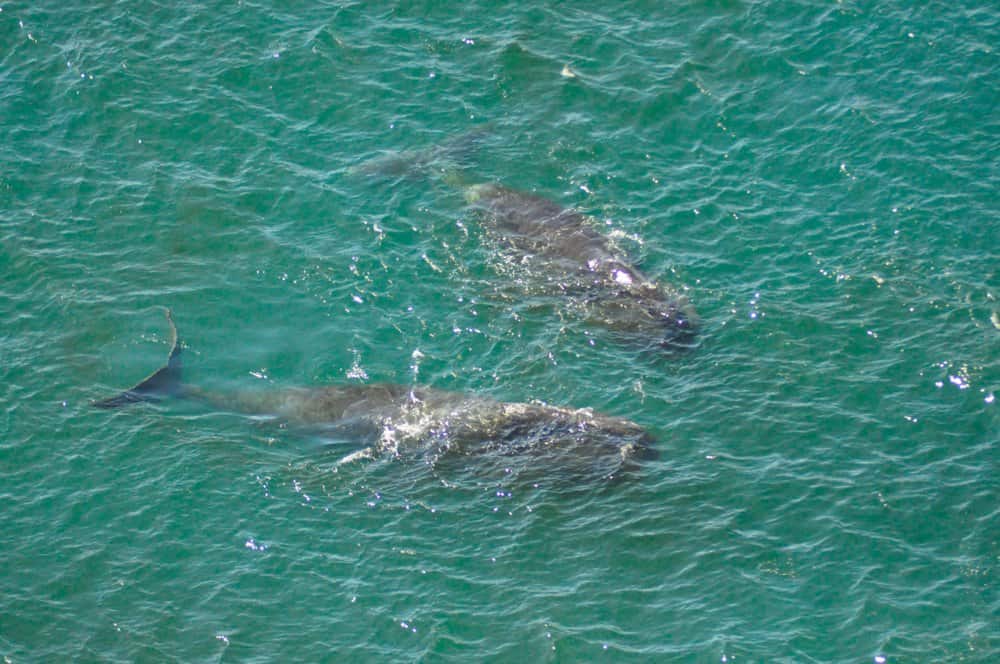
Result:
[1, 1, 997, 661]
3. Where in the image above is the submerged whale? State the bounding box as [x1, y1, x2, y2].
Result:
[94, 310, 657, 483]
[463, 183, 698, 350]
[355, 143, 698, 351]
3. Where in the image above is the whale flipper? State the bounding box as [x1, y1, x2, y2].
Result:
[93, 309, 182, 409]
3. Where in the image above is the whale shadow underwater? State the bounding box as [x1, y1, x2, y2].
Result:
[94, 310, 658, 485]
[355, 140, 699, 353]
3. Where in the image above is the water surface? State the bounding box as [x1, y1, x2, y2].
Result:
[1, 1, 997, 661]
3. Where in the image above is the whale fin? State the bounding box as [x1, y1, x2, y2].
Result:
[334, 446, 376, 467]
[93, 308, 182, 409]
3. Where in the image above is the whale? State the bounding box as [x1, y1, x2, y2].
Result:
[463, 183, 698, 350]
[94, 310, 657, 483]
[353, 138, 699, 351]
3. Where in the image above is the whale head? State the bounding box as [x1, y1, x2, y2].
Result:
[586, 286, 700, 352]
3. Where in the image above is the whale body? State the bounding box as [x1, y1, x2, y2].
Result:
[353, 134, 700, 352]
[94, 311, 656, 483]
[464, 183, 698, 351]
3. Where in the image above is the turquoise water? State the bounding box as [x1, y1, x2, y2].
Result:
[2, 1, 997, 661]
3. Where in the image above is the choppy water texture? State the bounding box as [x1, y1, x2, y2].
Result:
[1, 1, 997, 661]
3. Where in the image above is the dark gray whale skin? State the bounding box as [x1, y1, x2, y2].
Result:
[464, 183, 698, 350]
[353, 135, 698, 351]
[94, 311, 656, 482]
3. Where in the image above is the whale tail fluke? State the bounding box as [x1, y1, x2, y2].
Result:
[349, 125, 492, 183]
[93, 308, 182, 409]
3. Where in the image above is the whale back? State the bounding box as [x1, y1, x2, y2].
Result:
[466, 184, 699, 349]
